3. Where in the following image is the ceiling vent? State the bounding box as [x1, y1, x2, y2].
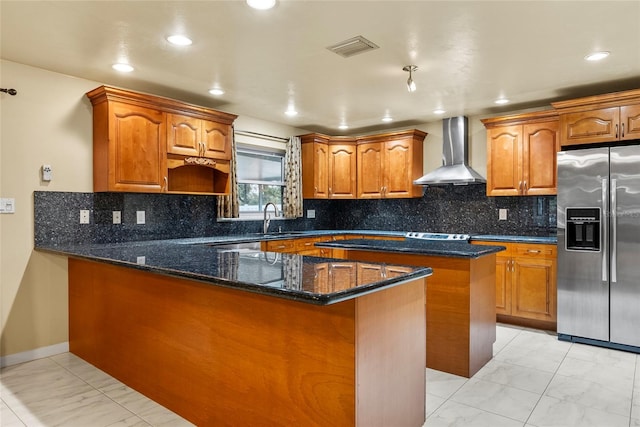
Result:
[327, 35, 379, 58]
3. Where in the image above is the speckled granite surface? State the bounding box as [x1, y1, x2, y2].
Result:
[316, 239, 506, 258]
[38, 240, 431, 305]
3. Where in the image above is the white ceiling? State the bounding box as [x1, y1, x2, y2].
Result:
[2, 1, 640, 134]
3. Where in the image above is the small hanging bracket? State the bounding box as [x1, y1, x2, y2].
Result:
[1, 88, 18, 96]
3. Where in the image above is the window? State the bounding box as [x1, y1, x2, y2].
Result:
[236, 147, 285, 219]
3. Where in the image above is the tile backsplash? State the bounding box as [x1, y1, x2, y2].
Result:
[34, 185, 555, 246]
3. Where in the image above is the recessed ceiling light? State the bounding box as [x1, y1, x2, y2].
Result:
[246, 0, 276, 10]
[585, 51, 610, 61]
[381, 116, 393, 123]
[285, 108, 298, 117]
[494, 98, 510, 105]
[167, 35, 193, 46]
[112, 63, 134, 72]
[208, 88, 225, 96]
[433, 109, 446, 115]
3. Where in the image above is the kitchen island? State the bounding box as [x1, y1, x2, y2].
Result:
[318, 238, 505, 377]
[38, 240, 431, 427]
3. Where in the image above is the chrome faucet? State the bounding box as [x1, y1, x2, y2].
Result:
[263, 202, 279, 234]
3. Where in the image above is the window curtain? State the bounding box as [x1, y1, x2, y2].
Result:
[283, 136, 303, 219]
[217, 127, 240, 218]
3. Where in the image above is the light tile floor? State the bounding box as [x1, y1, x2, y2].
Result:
[1, 324, 638, 426]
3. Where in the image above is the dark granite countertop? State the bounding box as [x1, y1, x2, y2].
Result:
[36, 240, 431, 306]
[470, 234, 557, 244]
[315, 238, 506, 258]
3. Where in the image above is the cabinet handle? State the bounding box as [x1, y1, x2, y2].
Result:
[329, 187, 332, 195]
[518, 181, 523, 194]
[621, 123, 625, 138]
[526, 249, 541, 254]
[314, 186, 317, 196]
[615, 124, 619, 139]
[524, 181, 528, 192]
[163, 176, 168, 191]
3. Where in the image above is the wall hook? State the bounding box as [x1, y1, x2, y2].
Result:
[1, 88, 17, 96]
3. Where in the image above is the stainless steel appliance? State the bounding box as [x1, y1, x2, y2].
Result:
[557, 144, 640, 351]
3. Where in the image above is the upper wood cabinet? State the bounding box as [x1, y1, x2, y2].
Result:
[87, 86, 237, 194]
[552, 89, 640, 146]
[301, 133, 330, 199]
[482, 111, 559, 196]
[88, 89, 167, 193]
[357, 130, 426, 199]
[167, 114, 232, 160]
[301, 130, 426, 200]
[328, 139, 357, 199]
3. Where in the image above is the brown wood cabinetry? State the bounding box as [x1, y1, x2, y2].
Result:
[301, 130, 426, 200]
[301, 135, 357, 199]
[474, 241, 557, 329]
[87, 86, 236, 195]
[328, 139, 357, 199]
[552, 89, 640, 146]
[482, 111, 559, 196]
[357, 130, 426, 199]
[167, 114, 232, 160]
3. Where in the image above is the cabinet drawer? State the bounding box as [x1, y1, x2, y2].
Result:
[514, 243, 556, 259]
[264, 239, 296, 252]
[472, 240, 514, 256]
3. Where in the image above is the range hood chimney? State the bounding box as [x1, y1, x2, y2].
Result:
[414, 116, 486, 186]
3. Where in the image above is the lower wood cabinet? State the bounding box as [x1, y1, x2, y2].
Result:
[474, 241, 557, 329]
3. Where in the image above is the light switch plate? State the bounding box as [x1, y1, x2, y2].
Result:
[0, 198, 16, 214]
[136, 210, 145, 224]
[499, 208, 508, 221]
[307, 209, 316, 219]
[112, 211, 121, 224]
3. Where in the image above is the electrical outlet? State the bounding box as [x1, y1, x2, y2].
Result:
[80, 209, 90, 224]
[499, 208, 508, 221]
[136, 256, 146, 265]
[307, 209, 316, 219]
[136, 210, 145, 224]
[41, 164, 52, 181]
[112, 211, 121, 224]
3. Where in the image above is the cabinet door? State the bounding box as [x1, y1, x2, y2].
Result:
[522, 121, 559, 195]
[357, 142, 384, 198]
[487, 125, 522, 196]
[302, 142, 329, 199]
[495, 255, 512, 315]
[511, 257, 556, 321]
[328, 144, 357, 199]
[328, 263, 357, 292]
[202, 120, 231, 160]
[383, 139, 414, 198]
[560, 107, 620, 146]
[620, 104, 640, 141]
[110, 103, 166, 192]
[167, 114, 200, 156]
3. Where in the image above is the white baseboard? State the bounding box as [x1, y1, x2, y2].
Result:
[0, 342, 69, 368]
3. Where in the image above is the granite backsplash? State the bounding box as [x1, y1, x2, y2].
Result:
[34, 185, 556, 246]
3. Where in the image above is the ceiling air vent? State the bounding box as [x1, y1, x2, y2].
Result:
[327, 35, 379, 58]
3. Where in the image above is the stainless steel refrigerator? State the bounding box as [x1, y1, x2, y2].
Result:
[557, 144, 640, 351]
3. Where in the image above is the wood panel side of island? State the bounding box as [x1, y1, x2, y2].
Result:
[337, 250, 496, 378]
[68, 258, 426, 427]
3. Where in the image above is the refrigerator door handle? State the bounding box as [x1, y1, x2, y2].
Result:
[602, 178, 608, 282]
[611, 178, 617, 283]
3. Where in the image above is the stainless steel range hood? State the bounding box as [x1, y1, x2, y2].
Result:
[414, 116, 486, 186]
